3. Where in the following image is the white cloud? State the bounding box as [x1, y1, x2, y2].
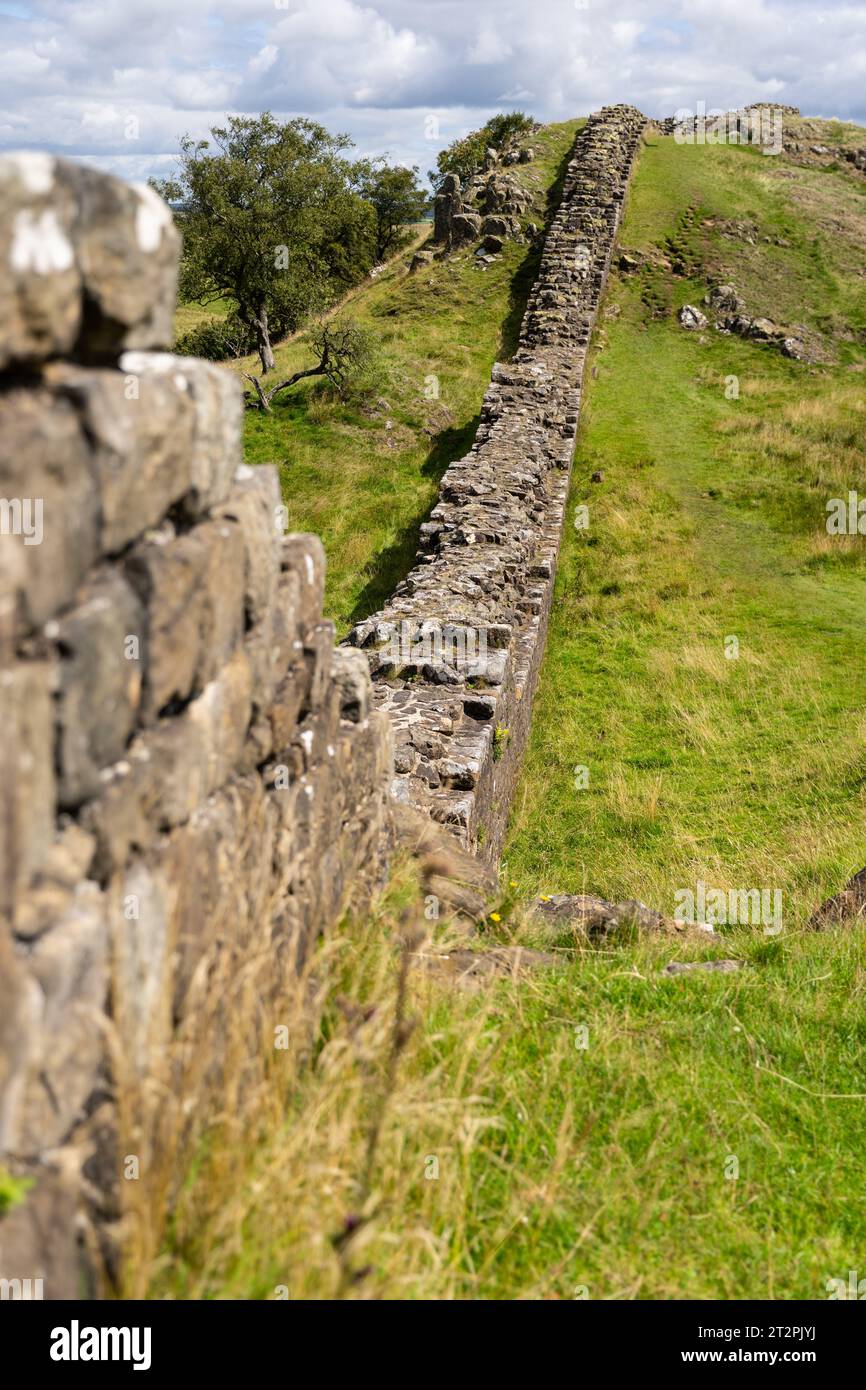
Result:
[467, 26, 513, 66]
[0, 44, 51, 80]
[165, 70, 239, 110]
[612, 20, 642, 47]
[250, 45, 279, 76]
[0, 0, 863, 182]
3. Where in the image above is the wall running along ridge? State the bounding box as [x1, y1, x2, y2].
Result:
[0, 105, 645, 1296]
[0, 154, 393, 1295]
[347, 105, 647, 859]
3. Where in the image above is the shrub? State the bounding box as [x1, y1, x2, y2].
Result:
[174, 313, 254, 361]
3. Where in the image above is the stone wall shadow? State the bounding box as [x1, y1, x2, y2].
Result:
[346, 416, 479, 628]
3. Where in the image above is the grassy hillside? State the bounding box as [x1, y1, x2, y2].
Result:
[148, 118, 866, 1302]
[227, 121, 582, 633]
[174, 292, 233, 339]
[506, 125, 866, 923]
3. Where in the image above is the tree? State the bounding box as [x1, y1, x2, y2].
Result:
[429, 111, 535, 190]
[356, 161, 429, 261]
[152, 113, 376, 374]
[242, 319, 374, 413]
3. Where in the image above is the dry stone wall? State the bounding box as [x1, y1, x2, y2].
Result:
[0, 105, 646, 1296]
[0, 153, 393, 1296]
[347, 105, 647, 859]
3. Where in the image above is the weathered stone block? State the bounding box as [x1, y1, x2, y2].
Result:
[15, 880, 108, 1151]
[0, 386, 99, 634]
[269, 663, 310, 753]
[278, 559, 302, 638]
[107, 858, 171, 1076]
[53, 568, 144, 809]
[243, 628, 278, 734]
[46, 361, 196, 554]
[280, 532, 326, 634]
[83, 648, 253, 876]
[185, 774, 275, 966]
[125, 517, 245, 720]
[0, 154, 179, 370]
[119, 773, 278, 1022]
[330, 647, 372, 724]
[481, 216, 510, 239]
[215, 465, 281, 626]
[0, 661, 56, 910]
[0, 929, 41, 1154]
[451, 212, 483, 245]
[120, 353, 242, 517]
[303, 621, 337, 715]
[12, 824, 96, 940]
[433, 178, 462, 244]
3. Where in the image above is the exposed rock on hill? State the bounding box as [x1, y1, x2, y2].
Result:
[808, 867, 866, 928]
[678, 304, 708, 330]
[432, 151, 535, 254]
[532, 894, 715, 942]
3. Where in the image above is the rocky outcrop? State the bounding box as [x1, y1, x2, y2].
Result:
[0, 155, 393, 1296]
[661, 103, 798, 148]
[699, 282, 809, 360]
[808, 867, 866, 928]
[678, 304, 708, 330]
[347, 106, 647, 859]
[532, 894, 715, 942]
[841, 147, 866, 172]
[432, 154, 534, 253]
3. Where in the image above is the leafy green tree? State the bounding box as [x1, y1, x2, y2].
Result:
[356, 161, 429, 261]
[429, 111, 535, 190]
[152, 113, 376, 374]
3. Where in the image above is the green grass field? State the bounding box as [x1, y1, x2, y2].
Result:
[173, 292, 233, 339]
[151, 869, 866, 1301]
[151, 123, 866, 1302]
[506, 131, 866, 922]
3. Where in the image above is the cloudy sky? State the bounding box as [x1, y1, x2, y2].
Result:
[1, 0, 865, 184]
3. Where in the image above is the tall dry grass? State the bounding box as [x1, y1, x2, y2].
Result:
[111, 858, 572, 1300]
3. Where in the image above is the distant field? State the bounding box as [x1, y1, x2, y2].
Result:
[173, 293, 233, 338]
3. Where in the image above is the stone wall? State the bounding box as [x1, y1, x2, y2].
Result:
[346, 105, 647, 860]
[657, 103, 800, 142]
[0, 153, 393, 1296]
[0, 105, 647, 1296]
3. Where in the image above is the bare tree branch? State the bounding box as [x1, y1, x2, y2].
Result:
[243, 320, 372, 412]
